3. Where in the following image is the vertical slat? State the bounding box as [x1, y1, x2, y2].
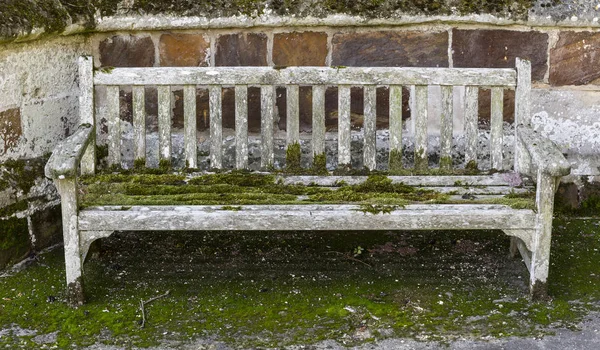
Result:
[184, 85, 197, 168]
[78, 56, 95, 175]
[132, 86, 146, 165]
[440, 85, 453, 170]
[312, 85, 326, 157]
[388, 85, 403, 170]
[338, 85, 351, 166]
[515, 58, 532, 126]
[260, 85, 274, 168]
[514, 58, 532, 173]
[464, 86, 479, 167]
[157, 86, 171, 162]
[235, 85, 248, 169]
[414, 85, 428, 171]
[209, 85, 222, 169]
[106, 85, 120, 167]
[490, 87, 504, 170]
[363, 85, 376, 170]
[286, 85, 300, 146]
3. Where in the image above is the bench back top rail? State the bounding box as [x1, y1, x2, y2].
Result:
[81, 56, 531, 173]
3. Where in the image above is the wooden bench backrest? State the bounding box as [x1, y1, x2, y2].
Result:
[78, 56, 531, 174]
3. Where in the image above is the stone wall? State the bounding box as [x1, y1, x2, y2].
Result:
[0, 36, 89, 267]
[0, 0, 599, 268]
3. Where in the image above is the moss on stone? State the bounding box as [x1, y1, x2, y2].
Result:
[0, 0, 546, 42]
[0, 216, 29, 250]
[1, 157, 47, 195]
[0, 200, 28, 218]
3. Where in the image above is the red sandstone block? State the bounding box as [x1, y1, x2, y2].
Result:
[215, 33, 268, 66]
[159, 33, 209, 67]
[550, 31, 600, 86]
[99, 35, 155, 67]
[273, 31, 328, 66]
[332, 31, 448, 67]
[452, 29, 548, 82]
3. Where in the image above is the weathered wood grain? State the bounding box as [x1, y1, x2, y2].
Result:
[106, 85, 121, 167]
[440, 85, 453, 170]
[338, 85, 351, 166]
[389, 85, 403, 168]
[56, 178, 84, 306]
[79, 56, 95, 175]
[45, 124, 93, 179]
[279, 173, 525, 187]
[286, 85, 300, 146]
[517, 125, 571, 177]
[312, 85, 326, 157]
[79, 204, 535, 232]
[209, 85, 222, 169]
[490, 87, 504, 170]
[414, 85, 428, 171]
[260, 85, 274, 168]
[184, 85, 197, 168]
[132, 86, 146, 164]
[95, 67, 517, 87]
[363, 85, 377, 170]
[157, 86, 172, 162]
[464, 86, 479, 166]
[235, 85, 249, 169]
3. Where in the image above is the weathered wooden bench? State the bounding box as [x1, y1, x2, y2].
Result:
[45, 56, 570, 306]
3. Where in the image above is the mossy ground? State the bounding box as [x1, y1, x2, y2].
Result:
[0, 219, 598, 348]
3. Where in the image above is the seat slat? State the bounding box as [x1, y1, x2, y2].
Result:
[363, 85, 377, 170]
[209, 85, 222, 169]
[79, 204, 535, 232]
[464, 86, 479, 166]
[260, 85, 274, 168]
[312, 85, 326, 158]
[235, 85, 248, 169]
[279, 173, 527, 187]
[338, 85, 351, 166]
[184, 85, 197, 168]
[490, 87, 504, 170]
[440, 85, 453, 170]
[157, 86, 172, 162]
[286, 85, 300, 146]
[132, 86, 146, 164]
[106, 85, 120, 167]
[389, 85, 403, 170]
[414, 85, 428, 171]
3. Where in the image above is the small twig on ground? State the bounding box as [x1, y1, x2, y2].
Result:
[325, 251, 372, 268]
[139, 290, 170, 328]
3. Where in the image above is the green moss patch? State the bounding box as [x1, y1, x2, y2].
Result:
[78, 172, 535, 209]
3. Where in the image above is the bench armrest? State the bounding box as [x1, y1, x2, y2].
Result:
[45, 124, 94, 179]
[517, 124, 570, 177]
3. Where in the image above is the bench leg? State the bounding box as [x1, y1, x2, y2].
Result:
[56, 179, 85, 307]
[529, 172, 558, 301]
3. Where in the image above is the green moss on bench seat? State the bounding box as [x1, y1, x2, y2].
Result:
[78, 172, 535, 210]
